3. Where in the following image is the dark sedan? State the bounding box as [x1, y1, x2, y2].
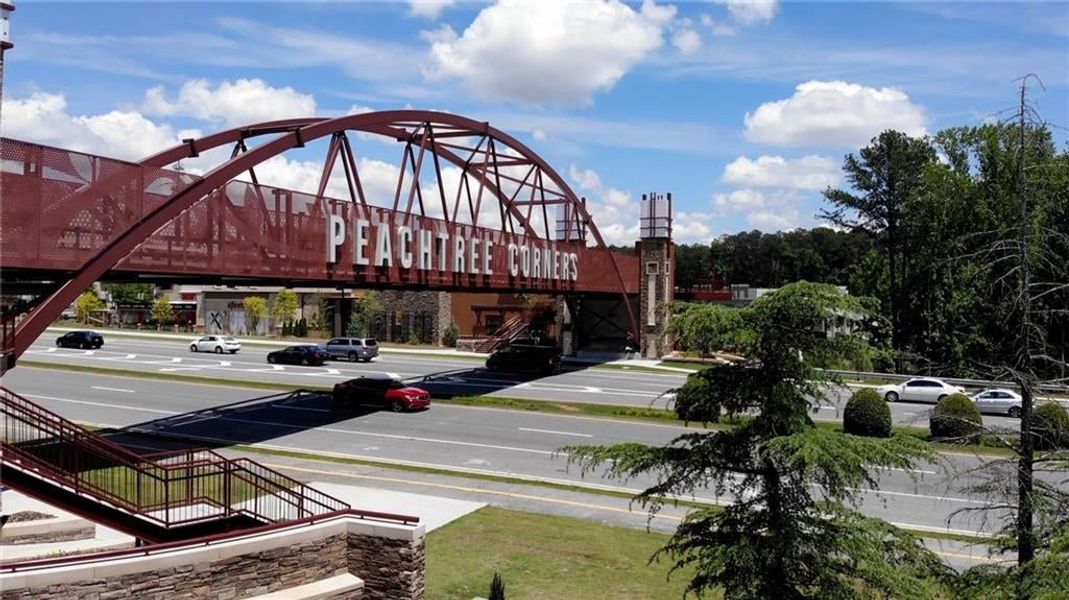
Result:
[56, 330, 104, 349]
[266, 345, 329, 366]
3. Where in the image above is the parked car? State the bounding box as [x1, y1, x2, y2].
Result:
[55, 330, 104, 349]
[332, 374, 431, 412]
[485, 343, 561, 375]
[876, 378, 966, 403]
[189, 335, 242, 354]
[319, 337, 379, 362]
[266, 345, 329, 366]
[972, 389, 1024, 418]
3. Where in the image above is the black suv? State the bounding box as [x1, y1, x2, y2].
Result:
[485, 343, 561, 375]
[56, 330, 105, 349]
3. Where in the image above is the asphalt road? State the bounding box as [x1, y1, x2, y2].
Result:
[24, 334, 1023, 430]
[4, 367, 1053, 537]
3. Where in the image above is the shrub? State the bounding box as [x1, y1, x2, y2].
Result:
[442, 322, 459, 348]
[673, 372, 718, 422]
[1033, 402, 1069, 451]
[843, 388, 892, 438]
[930, 394, 983, 442]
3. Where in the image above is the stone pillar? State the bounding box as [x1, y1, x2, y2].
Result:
[376, 290, 452, 345]
[637, 193, 675, 358]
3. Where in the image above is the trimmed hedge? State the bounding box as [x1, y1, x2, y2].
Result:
[843, 388, 892, 438]
[1033, 402, 1069, 450]
[930, 394, 983, 442]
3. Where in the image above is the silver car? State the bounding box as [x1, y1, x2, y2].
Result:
[190, 335, 241, 354]
[972, 389, 1023, 418]
[320, 337, 379, 362]
[876, 378, 965, 403]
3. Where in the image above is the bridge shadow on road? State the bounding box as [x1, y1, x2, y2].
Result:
[100, 366, 566, 455]
[100, 389, 385, 455]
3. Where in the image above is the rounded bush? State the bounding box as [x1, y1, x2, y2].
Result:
[1033, 402, 1069, 450]
[673, 373, 718, 422]
[843, 388, 893, 438]
[930, 394, 983, 442]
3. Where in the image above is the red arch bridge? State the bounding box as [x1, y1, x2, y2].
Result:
[0, 111, 676, 367]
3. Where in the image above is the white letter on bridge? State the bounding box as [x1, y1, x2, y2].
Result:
[327, 214, 345, 264]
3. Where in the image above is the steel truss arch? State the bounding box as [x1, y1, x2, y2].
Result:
[12, 111, 638, 357]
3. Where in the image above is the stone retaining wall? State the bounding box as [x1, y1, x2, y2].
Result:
[1, 518, 424, 600]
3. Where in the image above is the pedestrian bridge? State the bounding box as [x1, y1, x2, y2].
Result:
[1, 111, 643, 358]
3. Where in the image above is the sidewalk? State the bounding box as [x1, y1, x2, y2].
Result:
[43, 326, 693, 373]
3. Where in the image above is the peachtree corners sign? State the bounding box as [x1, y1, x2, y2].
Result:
[325, 214, 580, 282]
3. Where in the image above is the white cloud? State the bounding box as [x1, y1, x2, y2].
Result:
[722, 155, 840, 190]
[700, 14, 736, 36]
[713, 188, 773, 212]
[428, 0, 673, 105]
[1, 92, 188, 161]
[748, 209, 800, 231]
[715, 0, 779, 24]
[568, 164, 712, 244]
[568, 165, 603, 192]
[409, 0, 457, 19]
[531, 129, 547, 142]
[712, 187, 809, 232]
[144, 79, 317, 127]
[744, 80, 928, 147]
[673, 28, 701, 55]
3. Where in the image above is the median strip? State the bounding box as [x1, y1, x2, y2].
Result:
[21, 361, 1020, 456]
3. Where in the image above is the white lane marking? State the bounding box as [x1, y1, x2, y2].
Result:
[90, 386, 135, 393]
[867, 465, 938, 475]
[845, 487, 988, 504]
[159, 367, 202, 372]
[25, 394, 174, 415]
[518, 427, 594, 438]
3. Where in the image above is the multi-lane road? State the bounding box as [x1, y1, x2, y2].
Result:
[2, 363, 1047, 539]
[21, 332, 1023, 429]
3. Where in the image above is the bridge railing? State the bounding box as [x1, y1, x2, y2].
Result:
[0, 386, 350, 534]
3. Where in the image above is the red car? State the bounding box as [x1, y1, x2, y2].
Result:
[332, 375, 431, 412]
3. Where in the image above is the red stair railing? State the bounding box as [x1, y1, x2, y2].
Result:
[0, 386, 349, 537]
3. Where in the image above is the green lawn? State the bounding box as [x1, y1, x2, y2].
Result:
[426, 506, 704, 600]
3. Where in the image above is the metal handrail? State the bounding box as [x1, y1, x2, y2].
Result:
[0, 386, 351, 535]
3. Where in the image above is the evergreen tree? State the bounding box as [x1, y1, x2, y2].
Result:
[566, 282, 949, 598]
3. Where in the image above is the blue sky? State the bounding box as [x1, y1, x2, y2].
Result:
[3, 0, 1067, 245]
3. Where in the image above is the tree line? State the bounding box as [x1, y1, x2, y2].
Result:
[674, 124, 1068, 380]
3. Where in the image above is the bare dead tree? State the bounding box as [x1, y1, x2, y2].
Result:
[948, 75, 1069, 597]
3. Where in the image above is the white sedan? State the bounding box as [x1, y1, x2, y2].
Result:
[876, 378, 965, 403]
[190, 335, 241, 354]
[972, 389, 1023, 418]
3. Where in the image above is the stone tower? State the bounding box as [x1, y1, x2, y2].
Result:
[638, 193, 674, 358]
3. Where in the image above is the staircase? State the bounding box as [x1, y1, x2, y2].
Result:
[0, 387, 350, 543]
[473, 304, 557, 354]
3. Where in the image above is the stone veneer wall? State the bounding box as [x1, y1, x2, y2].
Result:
[376, 290, 451, 345]
[348, 531, 425, 600]
[637, 239, 674, 358]
[1, 518, 424, 600]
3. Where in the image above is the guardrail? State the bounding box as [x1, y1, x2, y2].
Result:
[822, 369, 1069, 394]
